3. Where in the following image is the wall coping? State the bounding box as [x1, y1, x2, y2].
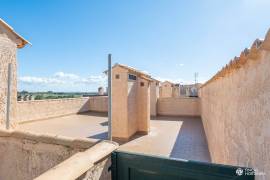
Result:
[0, 129, 99, 149]
[35, 141, 118, 180]
[17, 97, 90, 104]
[158, 97, 200, 100]
[200, 28, 270, 89]
[89, 95, 108, 98]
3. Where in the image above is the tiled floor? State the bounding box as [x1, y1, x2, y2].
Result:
[19, 112, 108, 139]
[120, 116, 211, 162]
[19, 113, 210, 162]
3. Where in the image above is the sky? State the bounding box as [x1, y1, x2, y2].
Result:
[1, 0, 270, 92]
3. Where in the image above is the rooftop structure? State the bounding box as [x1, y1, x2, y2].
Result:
[159, 81, 174, 98]
[0, 18, 31, 48]
[0, 18, 30, 127]
[110, 64, 153, 141]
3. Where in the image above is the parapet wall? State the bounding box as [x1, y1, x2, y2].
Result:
[89, 96, 108, 113]
[0, 130, 98, 180]
[35, 140, 118, 180]
[157, 97, 200, 116]
[16, 97, 90, 123]
[200, 30, 270, 178]
[87, 96, 201, 117]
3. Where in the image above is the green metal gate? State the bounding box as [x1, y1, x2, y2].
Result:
[111, 151, 254, 180]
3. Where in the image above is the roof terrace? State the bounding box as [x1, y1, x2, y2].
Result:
[19, 112, 210, 162]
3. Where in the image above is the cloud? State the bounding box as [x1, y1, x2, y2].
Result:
[19, 72, 107, 90]
[53, 72, 79, 80]
[141, 70, 149, 74]
[155, 76, 207, 85]
[179, 64, 184, 67]
[155, 77, 184, 84]
[19, 76, 65, 84]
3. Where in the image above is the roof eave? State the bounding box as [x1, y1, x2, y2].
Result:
[0, 18, 31, 48]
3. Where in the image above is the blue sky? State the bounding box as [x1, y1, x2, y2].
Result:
[1, 0, 270, 92]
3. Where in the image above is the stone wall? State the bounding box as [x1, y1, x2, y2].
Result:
[35, 140, 118, 180]
[77, 158, 111, 180]
[17, 97, 90, 123]
[89, 96, 108, 113]
[157, 97, 200, 116]
[200, 32, 270, 179]
[0, 130, 98, 180]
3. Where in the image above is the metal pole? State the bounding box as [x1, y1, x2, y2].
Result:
[6, 63, 12, 130]
[108, 54, 112, 140]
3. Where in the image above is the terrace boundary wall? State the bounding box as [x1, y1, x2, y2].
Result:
[200, 32, 270, 179]
[0, 129, 99, 180]
[88, 96, 201, 117]
[89, 96, 108, 113]
[157, 97, 200, 117]
[16, 97, 90, 123]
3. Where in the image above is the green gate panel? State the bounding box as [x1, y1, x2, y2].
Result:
[111, 151, 254, 180]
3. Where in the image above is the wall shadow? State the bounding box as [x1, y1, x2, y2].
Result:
[151, 115, 186, 121]
[169, 117, 211, 162]
[78, 111, 108, 117]
[88, 132, 108, 140]
[79, 98, 91, 112]
[100, 121, 108, 126]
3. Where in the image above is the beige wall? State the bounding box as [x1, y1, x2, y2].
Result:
[0, 130, 97, 180]
[16, 97, 90, 123]
[200, 38, 270, 179]
[127, 80, 138, 137]
[0, 33, 17, 127]
[89, 96, 108, 113]
[35, 141, 117, 180]
[150, 82, 159, 116]
[172, 86, 180, 98]
[160, 81, 173, 98]
[112, 66, 129, 138]
[137, 78, 150, 133]
[157, 97, 200, 116]
[111, 66, 151, 140]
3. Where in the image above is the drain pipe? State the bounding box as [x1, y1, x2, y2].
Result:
[108, 54, 112, 140]
[6, 63, 12, 130]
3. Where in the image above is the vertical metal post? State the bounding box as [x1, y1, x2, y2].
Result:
[6, 63, 12, 130]
[108, 54, 112, 140]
